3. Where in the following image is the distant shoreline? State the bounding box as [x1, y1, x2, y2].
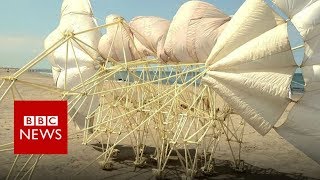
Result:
[0, 67, 52, 73]
[0, 67, 305, 91]
[0, 67, 304, 75]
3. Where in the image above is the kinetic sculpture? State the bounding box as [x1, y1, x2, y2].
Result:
[0, 0, 319, 179]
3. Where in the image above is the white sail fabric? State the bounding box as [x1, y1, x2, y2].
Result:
[275, 1, 320, 164]
[45, 0, 101, 61]
[57, 66, 96, 90]
[203, 24, 296, 135]
[164, 1, 230, 63]
[45, 0, 101, 79]
[276, 91, 320, 164]
[52, 43, 95, 68]
[44, 0, 101, 129]
[277, 67, 320, 164]
[206, 0, 284, 66]
[272, 0, 319, 18]
[57, 66, 98, 129]
[98, 14, 140, 62]
[129, 16, 170, 58]
[290, 1, 320, 44]
[61, 0, 94, 16]
[290, 0, 320, 91]
[204, 0, 292, 135]
[157, 33, 170, 62]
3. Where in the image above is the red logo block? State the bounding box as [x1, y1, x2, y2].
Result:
[14, 101, 68, 154]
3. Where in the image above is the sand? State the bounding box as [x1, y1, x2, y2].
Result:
[0, 69, 319, 180]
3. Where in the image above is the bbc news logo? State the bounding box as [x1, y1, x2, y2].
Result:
[14, 101, 68, 154]
[20, 116, 62, 140]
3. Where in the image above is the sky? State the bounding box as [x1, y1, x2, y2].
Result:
[0, 0, 245, 69]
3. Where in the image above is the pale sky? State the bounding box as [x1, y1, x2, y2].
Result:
[0, 0, 245, 69]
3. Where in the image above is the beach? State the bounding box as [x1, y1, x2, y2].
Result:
[0, 69, 320, 180]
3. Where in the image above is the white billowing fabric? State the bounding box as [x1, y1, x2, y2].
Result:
[132, 35, 153, 57]
[276, 91, 320, 164]
[275, 1, 320, 164]
[303, 65, 320, 92]
[58, 66, 99, 129]
[98, 14, 140, 62]
[44, 0, 101, 73]
[164, 1, 230, 63]
[206, 0, 284, 66]
[157, 33, 170, 62]
[276, 65, 320, 164]
[272, 0, 319, 18]
[204, 0, 293, 135]
[45, 0, 101, 59]
[45, 33, 64, 71]
[302, 38, 320, 83]
[52, 43, 95, 69]
[44, 0, 101, 129]
[57, 66, 95, 90]
[203, 24, 296, 135]
[61, 0, 93, 16]
[291, 1, 320, 42]
[129, 16, 170, 57]
[292, 1, 320, 92]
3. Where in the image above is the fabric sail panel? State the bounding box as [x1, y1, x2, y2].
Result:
[203, 24, 296, 135]
[45, 0, 101, 62]
[206, 0, 284, 66]
[272, 0, 319, 18]
[163, 0, 230, 63]
[129, 16, 170, 57]
[57, 66, 99, 130]
[277, 65, 320, 164]
[157, 32, 170, 62]
[291, 1, 320, 68]
[60, 0, 101, 50]
[275, 1, 320, 164]
[57, 66, 96, 91]
[45, 0, 101, 76]
[276, 92, 320, 164]
[293, 0, 320, 91]
[98, 14, 140, 62]
[44, 0, 101, 129]
[52, 43, 95, 69]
